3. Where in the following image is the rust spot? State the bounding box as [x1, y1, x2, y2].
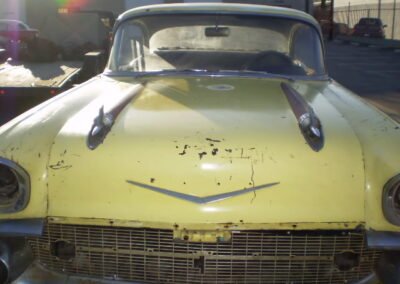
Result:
[199, 152, 207, 159]
[150, 178, 155, 183]
[225, 149, 232, 153]
[49, 160, 72, 170]
[206, 138, 221, 143]
[179, 150, 186, 156]
[212, 148, 219, 156]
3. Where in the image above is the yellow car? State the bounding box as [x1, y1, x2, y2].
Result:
[0, 3, 399, 284]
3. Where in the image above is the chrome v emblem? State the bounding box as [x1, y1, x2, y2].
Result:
[126, 180, 280, 204]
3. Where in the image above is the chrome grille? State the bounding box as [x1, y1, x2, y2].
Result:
[28, 223, 381, 283]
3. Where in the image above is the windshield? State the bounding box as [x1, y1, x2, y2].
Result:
[108, 14, 325, 77]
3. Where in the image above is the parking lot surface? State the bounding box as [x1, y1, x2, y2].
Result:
[326, 42, 400, 122]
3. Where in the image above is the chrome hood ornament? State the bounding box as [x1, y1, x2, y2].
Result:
[281, 82, 324, 152]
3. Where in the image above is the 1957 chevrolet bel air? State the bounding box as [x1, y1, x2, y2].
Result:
[0, 3, 399, 284]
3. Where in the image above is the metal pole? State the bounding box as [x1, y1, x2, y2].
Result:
[378, 0, 382, 18]
[392, 0, 397, 39]
[347, 2, 350, 26]
[330, 0, 335, 40]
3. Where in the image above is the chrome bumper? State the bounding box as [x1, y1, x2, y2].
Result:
[14, 263, 381, 284]
[14, 263, 140, 284]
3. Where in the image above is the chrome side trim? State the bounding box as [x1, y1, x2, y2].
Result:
[126, 180, 279, 204]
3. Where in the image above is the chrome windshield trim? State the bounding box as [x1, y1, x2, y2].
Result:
[103, 70, 330, 82]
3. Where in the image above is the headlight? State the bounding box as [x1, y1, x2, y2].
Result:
[382, 174, 400, 226]
[0, 158, 30, 213]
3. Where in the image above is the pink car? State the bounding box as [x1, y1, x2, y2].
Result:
[0, 19, 38, 43]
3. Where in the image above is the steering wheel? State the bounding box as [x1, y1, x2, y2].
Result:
[245, 51, 298, 74]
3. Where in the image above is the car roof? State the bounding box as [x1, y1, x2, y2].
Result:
[117, 3, 319, 28]
[0, 19, 25, 24]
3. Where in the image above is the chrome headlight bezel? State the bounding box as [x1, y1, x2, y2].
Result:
[0, 158, 30, 213]
[382, 174, 400, 226]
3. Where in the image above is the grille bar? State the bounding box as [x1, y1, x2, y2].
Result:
[28, 223, 381, 284]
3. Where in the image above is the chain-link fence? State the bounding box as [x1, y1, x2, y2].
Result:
[334, 3, 400, 39]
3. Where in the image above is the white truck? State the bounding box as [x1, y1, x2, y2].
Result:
[227, 0, 314, 14]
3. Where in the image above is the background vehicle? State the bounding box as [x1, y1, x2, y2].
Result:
[0, 19, 38, 42]
[353, 17, 387, 38]
[229, 0, 314, 14]
[0, 10, 114, 126]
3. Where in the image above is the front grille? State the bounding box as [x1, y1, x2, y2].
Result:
[28, 223, 381, 283]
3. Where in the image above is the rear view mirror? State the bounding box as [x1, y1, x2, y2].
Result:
[205, 27, 230, 37]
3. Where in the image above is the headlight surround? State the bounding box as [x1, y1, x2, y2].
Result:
[382, 174, 400, 226]
[0, 158, 30, 213]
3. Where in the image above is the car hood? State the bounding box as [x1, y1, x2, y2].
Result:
[42, 76, 365, 226]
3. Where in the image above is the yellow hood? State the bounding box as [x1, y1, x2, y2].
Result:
[45, 76, 365, 226]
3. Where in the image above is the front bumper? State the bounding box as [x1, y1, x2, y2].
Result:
[14, 263, 381, 284]
[1, 219, 399, 283]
